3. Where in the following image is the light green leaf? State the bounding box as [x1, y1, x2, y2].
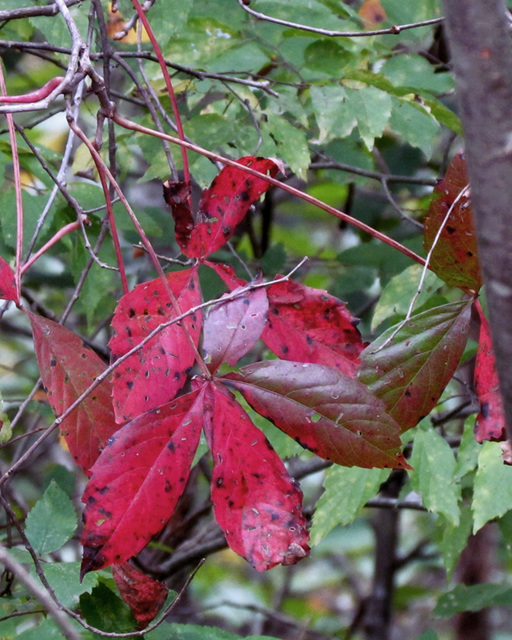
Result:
[381, 55, 454, 95]
[409, 427, 460, 526]
[435, 583, 512, 618]
[310, 466, 389, 545]
[32, 562, 98, 609]
[346, 86, 392, 151]
[148, 623, 238, 640]
[454, 416, 480, 480]
[0, 391, 11, 443]
[310, 85, 357, 144]
[25, 481, 77, 555]
[371, 264, 444, 331]
[263, 115, 310, 179]
[304, 40, 351, 76]
[389, 97, 440, 158]
[437, 504, 472, 580]
[472, 441, 512, 533]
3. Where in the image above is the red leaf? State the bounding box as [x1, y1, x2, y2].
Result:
[0, 256, 18, 304]
[203, 281, 269, 373]
[204, 383, 309, 571]
[474, 301, 506, 442]
[109, 267, 202, 423]
[28, 313, 117, 475]
[112, 562, 168, 629]
[162, 180, 193, 250]
[81, 389, 204, 575]
[204, 261, 248, 291]
[424, 152, 482, 291]
[222, 361, 409, 469]
[262, 279, 365, 377]
[358, 301, 471, 432]
[176, 157, 280, 258]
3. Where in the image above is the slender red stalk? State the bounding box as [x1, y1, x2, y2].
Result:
[0, 64, 23, 301]
[131, 0, 191, 202]
[0, 77, 64, 103]
[113, 112, 427, 268]
[20, 221, 81, 275]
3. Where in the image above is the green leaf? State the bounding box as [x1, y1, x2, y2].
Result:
[148, 623, 239, 640]
[310, 85, 357, 144]
[25, 480, 77, 555]
[389, 97, 440, 158]
[472, 441, 512, 533]
[454, 416, 480, 480]
[80, 582, 135, 633]
[304, 40, 351, 76]
[437, 504, 472, 579]
[434, 583, 512, 618]
[310, 466, 389, 545]
[381, 55, 454, 95]
[416, 632, 439, 640]
[262, 115, 311, 179]
[358, 301, 471, 432]
[32, 562, 99, 609]
[0, 390, 11, 443]
[345, 86, 393, 151]
[409, 426, 460, 526]
[371, 264, 445, 331]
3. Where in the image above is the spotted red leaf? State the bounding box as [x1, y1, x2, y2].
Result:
[424, 152, 482, 291]
[28, 313, 117, 475]
[262, 279, 365, 377]
[112, 562, 168, 629]
[81, 389, 204, 576]
[358, 300, 471, 432]
[175, 157, 280, 258]
[109, 267, 202, 423]
[204, 382, 309, 571]
[474, 301, 505, 442]
[203, 281, 269, 373]
[0, 256, 18, 304]
[222, 361, 408, 469]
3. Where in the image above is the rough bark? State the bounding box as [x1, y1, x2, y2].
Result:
[441, 0, 512, 442]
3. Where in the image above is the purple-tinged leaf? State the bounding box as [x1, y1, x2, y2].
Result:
[112, 562, 168, 629]
[109, 267, 202, 423]
[222, 361, 408, 469]
[358, 300, 471, 432]
[203, 281, 269, 373]
[204, 382, 309, 571]
[81, 389, 204, 576]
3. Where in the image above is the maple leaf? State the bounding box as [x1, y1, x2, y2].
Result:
[222, 361, 409, 469]
[262, 279, 365, 377]
[204, 382, 310, 571]
[0, 256, 18, 304]
[424, 152, 482, 292]
[474, 301, 506, 442]
[358, 300, 471, 432]
[203, 281, 269, 373]
[29, 313, 117, 475]
[109, 267, 202, 423]
[173, 157, 280, 258]
[81, 389, 204, 575]
[112, 562, 168, 629]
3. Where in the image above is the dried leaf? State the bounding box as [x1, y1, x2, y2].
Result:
[162, 180, 193, 250]
[0, 256, 18, 304]
[358, 300, 471, 432]
[29, 313, 117, 475]
[222, 361, 408, 469]
[424, 152, 482, 291]
[112, 562, 168, 629]
[359, 0, 387, 27]
[474, 301, 506, 442]
[203, 281, 269, 373]
[176, 157, 279, 258]
[262, 279, 365, 377]
[109, 267, 202, 423]
[81, 390, 204, 575]
[204, 383, 309, 571]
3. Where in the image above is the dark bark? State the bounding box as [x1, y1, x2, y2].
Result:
[441, 0, 512, 442]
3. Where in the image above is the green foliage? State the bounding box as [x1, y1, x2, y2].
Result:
[472, 442, 512, 533]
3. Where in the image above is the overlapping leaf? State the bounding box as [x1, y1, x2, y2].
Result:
[204, 383, 310, 571]
[473, 301, 505, 442]
[81, 389, 204, 575]
[204, 260, 248, 291]
[262, 279, 365, 377]
[109, 267, 202, 423]
[203, 282, 269, 373]
[358, 300, 471, 432]
[424, 152, 482, 291]
[112, 562, 168, 629]
[29, 313, 117, 475]
[223, 361, 408, 469]
[173, 157, 280, 258]
[0, 256, 18, 304]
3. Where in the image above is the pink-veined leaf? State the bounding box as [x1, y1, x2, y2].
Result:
[358, 300, 471, 432]
[424, 152, 482, 291]
[203, 280, 269, 373]
[474, 301, 506, 442]
[204, 382, 309, 571]
[204, 260, 248, 291]
[222, 361, 408, 469]
[81, 389, 204, 576]
[112, 562, 168, 629]
[175, 157, 280, 258]
[261, 279, 365, 377]
[109, 267, 202, 423]
[28, 312, 117, 475]
[0, 256, 18, 304]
